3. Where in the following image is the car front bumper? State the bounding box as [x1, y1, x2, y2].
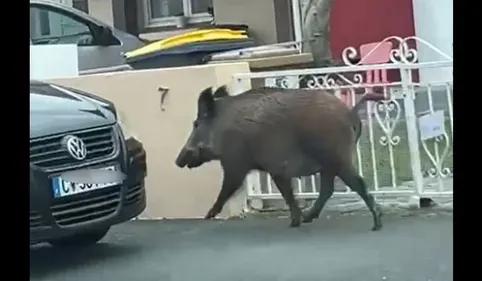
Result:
[30, 135, 147, 244]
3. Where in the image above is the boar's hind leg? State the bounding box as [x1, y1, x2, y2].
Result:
[338, 165, 383, 231]
[302, 171, 335, 223]
[204, 167, 249, 220]
[271, 175, 302, 227]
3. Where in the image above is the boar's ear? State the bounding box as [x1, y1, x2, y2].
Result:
[197, 86, 216, 118]
[213, 85, 229, 99]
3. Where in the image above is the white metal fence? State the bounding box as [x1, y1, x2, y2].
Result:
[231, 36, 453, 210]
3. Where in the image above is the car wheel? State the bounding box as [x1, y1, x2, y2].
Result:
[48, 227, 110, 248]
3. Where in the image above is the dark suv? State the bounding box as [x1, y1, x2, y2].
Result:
[30, 80, 147, 247]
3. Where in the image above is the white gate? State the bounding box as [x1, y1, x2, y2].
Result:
[231, 36, 453, 210]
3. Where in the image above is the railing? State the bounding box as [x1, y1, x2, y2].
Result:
[230, 36, 453, 210]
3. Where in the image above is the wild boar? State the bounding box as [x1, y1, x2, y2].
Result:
[175, 86, 386, 230]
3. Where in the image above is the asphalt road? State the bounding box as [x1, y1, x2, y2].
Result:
[30, 212, 453, 281]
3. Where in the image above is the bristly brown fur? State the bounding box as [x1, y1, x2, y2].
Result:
[213, 84, 387, 141]
[213, 85, 229, 99]
[197, 87, 215, 118]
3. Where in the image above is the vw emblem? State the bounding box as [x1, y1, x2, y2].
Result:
[62, 135, 87, 160]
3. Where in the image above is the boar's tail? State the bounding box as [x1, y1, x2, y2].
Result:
[349, 92, 387, 141]
[351, 92, 387, 114]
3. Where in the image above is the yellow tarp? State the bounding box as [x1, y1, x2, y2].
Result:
[124, 29, 248, 59]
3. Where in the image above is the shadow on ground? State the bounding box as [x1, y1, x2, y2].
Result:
[30, 242, 143, 280]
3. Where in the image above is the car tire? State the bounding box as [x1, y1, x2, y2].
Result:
[48, 227, 110, 248]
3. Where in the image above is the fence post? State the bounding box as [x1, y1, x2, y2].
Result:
[400, 67, 424, 206]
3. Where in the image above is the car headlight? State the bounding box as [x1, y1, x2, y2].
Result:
[116, 110, 145, 166]
[116, 110, 137, 140]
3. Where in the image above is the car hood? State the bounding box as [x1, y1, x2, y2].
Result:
[30, 81, 117, 139]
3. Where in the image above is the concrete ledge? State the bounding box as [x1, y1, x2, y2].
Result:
[208, 53, 314, 70]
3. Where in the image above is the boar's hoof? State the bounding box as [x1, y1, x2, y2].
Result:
[371, 223, 383, 231]
[289, 217, 301, 227]
[301, 211, 317, 224]
[204, 213, 214, 220]
[204, 209, 218, 220]
[371, 215, 383, 231]
[370, 205, 383, 231]
[301, 216, 314, 224]
[371, 218, 383, 231]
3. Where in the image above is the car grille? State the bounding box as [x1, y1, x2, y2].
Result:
[51, 185, 121, 226]
[124, 183, 143, 205]
[30, 126, 116, 169]
[30, 211, 44, 229]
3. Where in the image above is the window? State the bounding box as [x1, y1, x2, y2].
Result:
[30, 6, 94, 46]
[144, 0, 213, 28]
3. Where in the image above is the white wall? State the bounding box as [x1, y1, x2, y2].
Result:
[412, 0, 453, 82]
[30, 45, 79, 80]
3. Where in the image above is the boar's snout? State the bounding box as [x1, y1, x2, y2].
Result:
[175, 147, 192, 168]
[175, 146, 205, 168]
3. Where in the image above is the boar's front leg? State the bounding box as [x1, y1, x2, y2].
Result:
[271, 175, 302, 227]
[204, 166, 249, 220]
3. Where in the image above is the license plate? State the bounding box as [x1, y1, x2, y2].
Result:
[52, 165, 120, 198]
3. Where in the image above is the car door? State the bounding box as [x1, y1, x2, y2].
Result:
[30, 3, 125, 71]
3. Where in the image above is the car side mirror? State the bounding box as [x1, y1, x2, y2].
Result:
[95, 26, 118, 46]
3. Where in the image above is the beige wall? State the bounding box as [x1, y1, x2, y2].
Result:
[47, 63, 252, 219]
[87, 0, 114, 26]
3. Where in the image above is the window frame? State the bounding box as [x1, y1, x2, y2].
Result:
[30, 3, 119, 47]
[30, 4, 94, 44]
[142, 0, 213, 28]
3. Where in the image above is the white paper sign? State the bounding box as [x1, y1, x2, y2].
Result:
[418, 110, 446, 141]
